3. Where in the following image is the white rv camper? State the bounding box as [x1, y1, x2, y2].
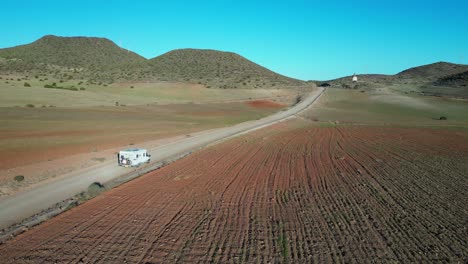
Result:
[118, 148, 151, 167]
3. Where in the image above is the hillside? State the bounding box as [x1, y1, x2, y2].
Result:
[320, 74, 394, 89]
[433, 71, 468, 87]
[148, 49, 303, 89]
[397, 62, 468, 80]
[324, 62, 468, 98]
[0, 36, 304, 88]
[0, 35, 145, 71]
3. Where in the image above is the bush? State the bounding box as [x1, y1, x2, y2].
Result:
[24, 82, 31, 87]
[80, 87, 86, 90]
[14, 175, 25, 182]
[439, 116, 447, 120]
[294, 95, 302, 105]
[25, 104, 35, 108]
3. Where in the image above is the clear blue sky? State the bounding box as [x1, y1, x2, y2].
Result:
[1, 0, 467, 80]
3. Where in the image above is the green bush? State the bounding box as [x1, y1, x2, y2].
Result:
[25, 104, 35, 108]
[14, 175, 25, 182]
[24, 82, 31, 87]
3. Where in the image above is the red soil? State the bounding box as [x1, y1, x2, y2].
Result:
[1, 121, 467, 263]
[246, 100, 285, 108]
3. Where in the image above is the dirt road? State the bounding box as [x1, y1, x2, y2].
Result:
[0, 88, 324, 230]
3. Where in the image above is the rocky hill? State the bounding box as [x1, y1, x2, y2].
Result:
[324, 62, 468, 98]
[0, 35, 145, 71]
[148, 49, 303, 89]
[0, 36, 304, 88]
[433, 71, 468, 87]
[396, 62, 468, 81]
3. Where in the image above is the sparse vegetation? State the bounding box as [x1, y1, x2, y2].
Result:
[294, 94, 302, 105]
[14, 175, 25, 182]
[91, 157, 106, 162]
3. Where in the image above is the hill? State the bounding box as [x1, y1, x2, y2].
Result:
[396, 62, 468, 80]
[324, 62, 468, 98]
[0, 35, 145, 71]
[0, 36, 304, 88]
[433, 71, 468, 87]
[147, 49, 303, 89]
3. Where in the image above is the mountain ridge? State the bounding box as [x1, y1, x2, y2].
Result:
[0, 35, 303, 88]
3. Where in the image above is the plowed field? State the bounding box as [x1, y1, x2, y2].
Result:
[1, 120, 467, 263]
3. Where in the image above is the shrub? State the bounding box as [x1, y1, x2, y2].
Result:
[14, 175, 25, 182]
[25, 104, 35, 108]
[80, 87, 86, 90]
[439, 116, 447, 120]
[294, 95, 302, 105]
[24, 82, 31, 87]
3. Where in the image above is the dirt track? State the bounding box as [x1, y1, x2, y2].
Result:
[1, 120, 466, 263]
[0, 88, 324, 230]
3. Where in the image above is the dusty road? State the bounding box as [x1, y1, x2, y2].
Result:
[0, 87, 324, 230]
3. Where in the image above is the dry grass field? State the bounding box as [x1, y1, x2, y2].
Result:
[0, 75, 301, 107]
[306, 88, 468, 127]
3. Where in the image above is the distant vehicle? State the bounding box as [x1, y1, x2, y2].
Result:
[118, 148, 151, 167]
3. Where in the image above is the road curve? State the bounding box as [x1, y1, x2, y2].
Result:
[0, 87, 325, 230]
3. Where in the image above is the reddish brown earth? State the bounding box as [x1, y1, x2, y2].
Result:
[0, 102, 282, 197]
[1, 120, 467, 263]
[245, 100, 285, 108]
